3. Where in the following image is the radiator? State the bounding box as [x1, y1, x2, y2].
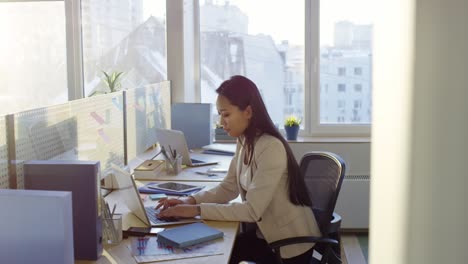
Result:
[334, 175, 370, 229]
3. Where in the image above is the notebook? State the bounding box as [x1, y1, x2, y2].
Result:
[111, 164, 201, 227]
[156, 128, 219, 167]
[157, 222, 224, 248]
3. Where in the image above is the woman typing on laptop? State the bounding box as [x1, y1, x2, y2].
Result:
[156, 75, 320, 264]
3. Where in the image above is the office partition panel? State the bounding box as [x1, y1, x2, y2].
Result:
[125, 81, 171, 162]
[6, 81, 169, 188]
[68, 93, 125, 177]
[12, 93, 125, 188]
[12, 104, 72, 188]
[0, 116, 8, 189]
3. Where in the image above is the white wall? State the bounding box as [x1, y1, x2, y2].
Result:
[370, 0, 468, 263]
[289, 142, 370, 176]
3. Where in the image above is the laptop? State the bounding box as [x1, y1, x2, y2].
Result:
[111, 164, 201, 227]
[156, 128, 219, 167]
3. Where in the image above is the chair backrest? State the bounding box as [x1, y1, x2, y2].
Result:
[299, 151, 346, 235]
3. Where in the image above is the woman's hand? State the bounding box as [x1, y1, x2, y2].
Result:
[155, 198, 184, 211]
[157, 204, 200, 218]
[155, 196, 196, 211]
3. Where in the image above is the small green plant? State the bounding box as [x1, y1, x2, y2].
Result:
[102, 70, 124, 93]
[89, 70, 124, 96]
[284, 116, 301, 127]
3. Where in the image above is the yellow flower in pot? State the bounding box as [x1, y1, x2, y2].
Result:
[284, 116, 301, 140]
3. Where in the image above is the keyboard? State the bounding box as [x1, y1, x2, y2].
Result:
[145, 206, 178, 224]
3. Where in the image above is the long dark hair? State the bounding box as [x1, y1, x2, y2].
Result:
[216, 75, 311, 206]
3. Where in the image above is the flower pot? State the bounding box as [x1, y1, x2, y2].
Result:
[284, 125, 299, 140]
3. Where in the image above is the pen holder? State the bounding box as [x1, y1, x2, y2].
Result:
[165, 155, 182, 175]
[103, 213, 123, 245]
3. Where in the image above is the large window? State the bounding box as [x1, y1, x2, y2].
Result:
[199, 0, 373, 136]
[319, 0, 373, 128]
[199, 0, 305, 128]
[0, 1, 68, 115]
[81, 0, 167, 97]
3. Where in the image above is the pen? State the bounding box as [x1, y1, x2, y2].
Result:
[161, 146, 173, 162]
[111, 204, 116, 218]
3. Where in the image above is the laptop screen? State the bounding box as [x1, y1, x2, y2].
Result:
[155, 129, 192, 165]
[111, 164, 150, 226]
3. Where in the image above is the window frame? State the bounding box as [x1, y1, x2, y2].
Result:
[68, 0, 371, 138]
[194, 0, 372, 138]
[307, 0, 370, 137]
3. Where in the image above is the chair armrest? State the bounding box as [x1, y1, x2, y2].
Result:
[269, 236, 338, 250]
[328, 212, 342, 233]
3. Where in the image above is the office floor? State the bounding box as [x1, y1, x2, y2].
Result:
[341, 233, 368, 264]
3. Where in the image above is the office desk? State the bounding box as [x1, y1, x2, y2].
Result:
[130, 151, 233, 182]
[76, 181, 239, 264]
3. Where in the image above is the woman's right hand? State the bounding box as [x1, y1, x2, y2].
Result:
[155, 196, 196, 211]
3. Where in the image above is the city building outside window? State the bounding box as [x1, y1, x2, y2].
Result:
[81, 0, 167, 97]
[354, 67, 363, 75]
[354, 83, 363, 92]
[338, 67, 346, 76]
[318, 0, 374, 132]
[199, 0, 304, 129]
[198, 0, 373, 136]
[338, 84, 346, 92]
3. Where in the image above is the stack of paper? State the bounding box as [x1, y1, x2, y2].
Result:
[129, 236, 223, 263]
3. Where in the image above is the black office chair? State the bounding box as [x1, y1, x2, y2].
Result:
[269, 151, 346, 264]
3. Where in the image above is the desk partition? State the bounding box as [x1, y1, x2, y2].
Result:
[2, 81, 171, 189]
[125, 81, 171, 162]
[0, 116, 8, 188]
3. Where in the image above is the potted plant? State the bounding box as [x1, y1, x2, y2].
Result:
[88, 70, 124, 96]
[284, 116, 301, 140]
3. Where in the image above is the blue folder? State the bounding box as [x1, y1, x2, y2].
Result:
[157, 222, 223, 248]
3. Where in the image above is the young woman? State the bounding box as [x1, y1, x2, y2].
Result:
[156, 75, 320, 264]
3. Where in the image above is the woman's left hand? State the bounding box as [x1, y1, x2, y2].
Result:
[157, 204, 200, 219]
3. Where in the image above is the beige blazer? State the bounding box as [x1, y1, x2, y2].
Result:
[192, 134, 321, 258]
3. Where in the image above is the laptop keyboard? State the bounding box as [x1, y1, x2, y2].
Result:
[145, 206, 178, 224]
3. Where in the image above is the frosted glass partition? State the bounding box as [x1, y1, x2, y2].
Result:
[125, 81, 171, 162]
[68, 92, 125, 176]
[0, 116, 8, 188]
[12, 93, 125, 188]
[13, 103, 71, 188]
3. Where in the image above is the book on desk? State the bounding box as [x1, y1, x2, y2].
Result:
[157, 222, 224, 248]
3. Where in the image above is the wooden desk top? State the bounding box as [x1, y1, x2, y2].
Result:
[77, 181, 239, 264]
[129, 150, 234, 182]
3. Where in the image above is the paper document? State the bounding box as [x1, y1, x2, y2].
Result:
[129, 236, 223, 263]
